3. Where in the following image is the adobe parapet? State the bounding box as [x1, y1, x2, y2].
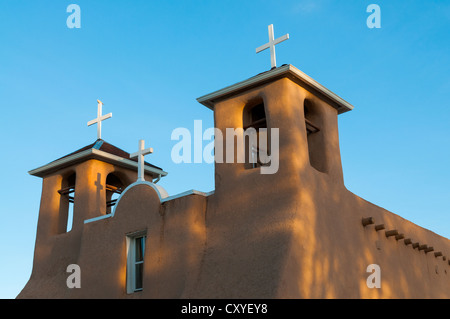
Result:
[84, 182, 214, 224]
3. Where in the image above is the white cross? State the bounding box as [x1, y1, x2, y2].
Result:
[130, 139, 153, 182]
[256, 24, 289, 69]
[87, 100, 112, 140]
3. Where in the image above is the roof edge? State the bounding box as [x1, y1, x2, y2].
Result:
[28, 148, 168, 178]
[196, 64, 354, 114]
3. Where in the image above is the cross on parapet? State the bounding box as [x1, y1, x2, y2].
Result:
[130, 139, 153, 182]
[256, 24, 289, 69]
[87, 100, 112, 140]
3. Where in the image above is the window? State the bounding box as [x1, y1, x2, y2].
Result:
[126, 231, 147, 293]
[105, 173, 124, 214]
[304, 99, 327, 172]
[243, 102, 270, 169]
[57, 173, 76, 233]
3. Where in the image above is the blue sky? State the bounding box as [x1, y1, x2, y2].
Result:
[1, 1, 449, 298]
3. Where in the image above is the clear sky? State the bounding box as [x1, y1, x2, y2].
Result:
[0, 0, 449, 298]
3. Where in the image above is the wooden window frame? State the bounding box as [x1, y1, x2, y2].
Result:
[126, 231, 147, 294]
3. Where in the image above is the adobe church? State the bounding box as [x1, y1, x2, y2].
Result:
[18, 27, 449, 298]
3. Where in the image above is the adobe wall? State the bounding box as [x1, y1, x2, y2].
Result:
[74, 184, 208, 298]
[187, 77, 450, 298]
[18, 181, 209, 298]
[276, 174, 450, 298]
[18, 159, 143, 298]
[18, 167, 450, 298]
[18, 76, 450, 299]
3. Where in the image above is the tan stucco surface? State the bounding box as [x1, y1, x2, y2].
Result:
[18, 74, 450, 299]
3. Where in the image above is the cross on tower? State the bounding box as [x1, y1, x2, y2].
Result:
[256, 24, 289, 69]
[130, 139, 153, 182]
[87, 100, 112, 140]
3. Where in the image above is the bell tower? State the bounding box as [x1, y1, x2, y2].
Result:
[26, 138, 167, 285]
[197, 64, 354, 193]
[25, 100, 168, 286]
[192, 64, 356, 298]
